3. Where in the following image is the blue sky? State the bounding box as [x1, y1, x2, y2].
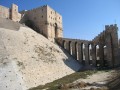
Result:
[0, 0, 120, 40]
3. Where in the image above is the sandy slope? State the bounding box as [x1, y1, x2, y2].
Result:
[0, 26, 82, 90]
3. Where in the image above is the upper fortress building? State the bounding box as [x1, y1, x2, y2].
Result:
[0, 4, 63, 42]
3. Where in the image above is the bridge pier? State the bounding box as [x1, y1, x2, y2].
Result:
[106, 34, 114, 68]
[84, 43, 89, 65]
[78, 43, 83, 63]
[91, 44, 96, 66]
[99, 44, 104, 67]
[72, 42, 77, 59]
[66, 41, 70, 53]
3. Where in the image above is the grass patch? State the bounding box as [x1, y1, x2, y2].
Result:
[29, 70, 97, 90]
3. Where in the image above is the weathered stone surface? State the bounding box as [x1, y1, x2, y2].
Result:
[56, 24, 120, 68]
[0, 17, 20, 30]
[20, 5, 63, 42]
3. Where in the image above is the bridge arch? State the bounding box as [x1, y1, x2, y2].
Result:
[80, 43, 85, 64]
[88, 44, 92, 65]
[95, 44, 100, 67]
[103, 45, 108, 67]
[75, 42, 78, 60]
[62, 40, 66, 49]
[68, 41, 72, 55]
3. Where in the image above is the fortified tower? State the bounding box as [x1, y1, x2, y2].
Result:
[10, 4, 21, 22]
[0, 4, 63, 42]
[20, 5, 63, 42]
[0, 4, 21, 22]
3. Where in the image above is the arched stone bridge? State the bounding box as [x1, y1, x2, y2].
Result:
[56, 24, 120, 68]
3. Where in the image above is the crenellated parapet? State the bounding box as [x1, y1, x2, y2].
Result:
[93, 24, 118, 44]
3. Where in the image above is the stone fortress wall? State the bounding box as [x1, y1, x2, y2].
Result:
[0, 5, 9, 19]
[0, 4, 21, 22]
[56, 24, 120, 68]
[46, 5, 63, 41]
[0, 4, 63, 42]
[20, 5, 63, 42]
[10, 4, 21, 22]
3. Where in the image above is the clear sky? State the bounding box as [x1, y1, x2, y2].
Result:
[0, 0, 120, 40]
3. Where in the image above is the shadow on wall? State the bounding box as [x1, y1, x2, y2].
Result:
[116, 48, 120, 62]
[59, 46, 83, 72]
[25, 20, 40, 33]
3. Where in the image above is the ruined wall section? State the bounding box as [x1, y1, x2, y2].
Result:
[0, 5, 9, 19]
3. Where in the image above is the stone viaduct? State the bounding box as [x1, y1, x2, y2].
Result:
[56, 24, 120, 68]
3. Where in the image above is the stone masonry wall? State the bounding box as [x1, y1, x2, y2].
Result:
[46, 5, 63, 41]
[119, 39, 120, 48]
[20, 5, 48, 37]
[20, 5, 63, 42]
[0, 4, 21, 22]
[93, 24, 119, 67]
[10, 4, 21, 22]
[0, 5, 9, 19]
[56, 24, 120, 68]
[0, 4, 62, 42]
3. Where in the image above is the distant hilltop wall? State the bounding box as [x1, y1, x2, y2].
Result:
[0, 4, 21, 22]
[0, 5, 9, 19]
